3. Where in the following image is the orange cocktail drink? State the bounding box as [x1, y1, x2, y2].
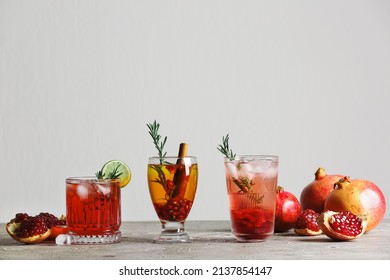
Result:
[148, 156, 198, 243]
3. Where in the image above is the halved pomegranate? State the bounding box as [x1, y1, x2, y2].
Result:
[294, 209, 322, 236]
[6, 213, 51, 244]
[6, 212, 66, 244]
[317, 210, 367, 241]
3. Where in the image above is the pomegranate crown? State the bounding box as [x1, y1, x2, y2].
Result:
[315, 167, 327, 180]
[334, 176, 352, 189]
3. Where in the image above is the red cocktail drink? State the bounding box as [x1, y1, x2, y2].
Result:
[66, 177, 121, 243]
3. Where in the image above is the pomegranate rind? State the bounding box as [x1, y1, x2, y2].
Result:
[6, 220, 51, 244]
[317, 210, 368, 241]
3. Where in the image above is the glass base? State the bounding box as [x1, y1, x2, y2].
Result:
[233, 232, 273, 243]
[56, 231, 121, 245]
[152, 222, 191, 243]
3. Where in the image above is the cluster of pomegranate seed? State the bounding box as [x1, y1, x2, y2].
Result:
[329, 211, 363, 237]
[15, 215, 50, 238]
[230, 208, 274, 240]
[294, 209, 321, 232]
[155, 198, 193, 222]
[14, 213, 30, 223]
[38, 212, 58, 228]
[9, 212, 66, 240]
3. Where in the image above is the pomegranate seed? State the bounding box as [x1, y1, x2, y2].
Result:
[14, 213, 30, 223]
[330, 211, 363, 237]
[15, 216, 49, 238]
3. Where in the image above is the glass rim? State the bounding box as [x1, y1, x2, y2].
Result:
[224, 155, 278, 161]
[66, 176, 121, 184]
[148, 156, 197, 160]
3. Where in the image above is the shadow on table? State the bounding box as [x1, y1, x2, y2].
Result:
[121, 232, 238, 244]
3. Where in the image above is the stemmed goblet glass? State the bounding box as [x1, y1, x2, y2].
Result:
[147, 156, 198, 243]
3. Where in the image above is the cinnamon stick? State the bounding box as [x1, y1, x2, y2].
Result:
[171, 143, 190, 198]
[177, 143, 188, 158]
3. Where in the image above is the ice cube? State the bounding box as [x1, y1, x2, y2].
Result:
[95, 183, 111, 196]
[226, 162, 238, 178]
[238, 162, 254, 180]
[183, 157, 191, 175]
[251, 160, 272, 174]
[77, 184, 89, 200]
[264, 166, 278, 178]
[55, 234, 72, 245]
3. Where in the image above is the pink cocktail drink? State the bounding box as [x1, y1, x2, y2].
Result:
[66, 177, 121, 243]
[225, 155, 278, 242]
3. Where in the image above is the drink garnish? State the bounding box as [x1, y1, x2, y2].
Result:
[147, 120, 171, 199]
[218, 134, 262, 205]
[147, 120, 167, 163]
[96, 164, 122, 179]
[95, 160, 131, 188]
[147, 121, 191, 200]
[233, 177, 255, 193]
[171, 143, 190, 198]
[217, 134, 236, 160]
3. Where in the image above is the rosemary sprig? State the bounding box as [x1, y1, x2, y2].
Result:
[150, 165, 172, 200]
[147, 120, 167, 163]
[217, 134, 236, 160]
[218, 134, 262, 206]
[233, 177, 255, 193]
[247, 193, 264, 206]
[95, 163, 123, 179]
[233, 177, 263, 206]
[95, 170, 104, 179]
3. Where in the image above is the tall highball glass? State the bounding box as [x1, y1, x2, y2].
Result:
[224, 155, 278, 242]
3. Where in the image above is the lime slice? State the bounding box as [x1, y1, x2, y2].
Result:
[101, 160, 131, 188]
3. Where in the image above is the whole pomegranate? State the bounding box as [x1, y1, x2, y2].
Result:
[300, 167, 344, 213]
[275, 186, 302, 233]
[325, 176, 386, 232]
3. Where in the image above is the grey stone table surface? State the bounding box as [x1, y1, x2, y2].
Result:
[1, 220, 389, 260]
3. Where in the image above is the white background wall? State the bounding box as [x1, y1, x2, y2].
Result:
[1, 0, 389, 223]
